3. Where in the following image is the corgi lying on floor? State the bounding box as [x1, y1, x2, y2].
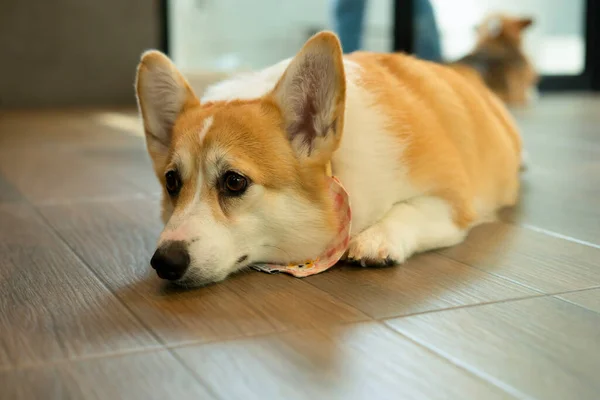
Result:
[136, 31, 523, 286]
[449, 14, 539, 107]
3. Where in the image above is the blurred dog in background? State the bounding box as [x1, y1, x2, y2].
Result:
[449, 14, 539, 107]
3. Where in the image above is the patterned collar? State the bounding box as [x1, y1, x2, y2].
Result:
[252, 162, 352, 277]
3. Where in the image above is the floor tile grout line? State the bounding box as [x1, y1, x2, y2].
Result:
[552, 297, 600, 315]
[4, 285, 597, 396]
[519, 223, 600, 249]
[551, 286, 600, 315]
[301, 277, 378, 320]
[303, 256, 598, 322]
[167, 329, 296, 351]
[165, 351, 225, 400]
[378, 293, 549, 321]
[549, 285, 600, 296]
[433, 251, 547, 294]
[294, 277, 373, 320]
[0, 345, 166, 374]
[378, 323, 533, 400]
[33, 207, 225, 399]
[376, 285, 600, 321]
[166, 318, 372, 352]
[164, 319, 383, 400]
[0, 319, 379, 376]
[501, 218, 600, 250]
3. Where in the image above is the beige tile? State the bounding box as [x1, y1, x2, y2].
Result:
[305, 253, 535, 319]
[387, 297, 600, 400]
[39, 198, 368, 346]
[0, 146, 157, 204]
[556, 289, 600, 314]
[176, 322, 514, 400]
[501, 178, 600, 247]
[0, 173, 23, 203]
[0, 204, 158, 369]
[439, 222, 600, 293]
[0, 96, 599, 397]
[0, 350, 214, 400]
[0, 110, 159, 204]
[0, 110, 142, 150]
[507, 108, 600, 245]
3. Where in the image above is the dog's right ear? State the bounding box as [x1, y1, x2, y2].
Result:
[269, 31, 346, 166]
[517, 17, 534, 31]
[135, 51, 199, 168]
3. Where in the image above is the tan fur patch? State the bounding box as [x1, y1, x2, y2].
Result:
[347, 51, 521, 228]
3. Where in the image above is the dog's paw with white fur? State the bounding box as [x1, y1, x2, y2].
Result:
[345, 224, 407, 267]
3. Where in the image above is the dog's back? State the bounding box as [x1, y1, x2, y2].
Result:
[341, 51, 522, 228]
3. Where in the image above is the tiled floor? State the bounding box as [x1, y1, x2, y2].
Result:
[1, 96, 599, 399]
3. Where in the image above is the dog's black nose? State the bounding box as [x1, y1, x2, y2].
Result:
[150, 241, 190, 281]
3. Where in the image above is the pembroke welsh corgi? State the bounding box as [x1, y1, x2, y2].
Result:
[135, 31, 523, 286]
[449, 14, 539, 107]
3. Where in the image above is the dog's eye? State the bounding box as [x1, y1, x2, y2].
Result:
[222, 171, 248, 196]
[165, 170, 181, 196]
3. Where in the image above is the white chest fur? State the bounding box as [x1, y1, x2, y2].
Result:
[332, 78, 420, 235]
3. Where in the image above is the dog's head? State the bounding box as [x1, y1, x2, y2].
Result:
[472, 14, 539, 105]
[135, 32, 346, 286]
[476, 14, 534, 48]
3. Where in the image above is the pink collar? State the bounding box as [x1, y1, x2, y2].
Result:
[252, 175, 352, 277]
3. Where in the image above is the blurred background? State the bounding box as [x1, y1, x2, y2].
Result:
[1, 3, 600, 399]
[169, 0, 585, 74]
[0, 0, 597, 108]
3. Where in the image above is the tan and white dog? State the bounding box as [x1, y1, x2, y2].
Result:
[135, 32, 523, 286]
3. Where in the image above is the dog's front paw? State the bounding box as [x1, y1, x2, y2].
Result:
[346, 224, 406, 268]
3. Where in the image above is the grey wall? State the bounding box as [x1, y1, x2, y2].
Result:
[0, 0, 161, 108]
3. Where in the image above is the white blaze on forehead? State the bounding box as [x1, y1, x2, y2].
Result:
[198, 116, 214, 144]
[159, 136, 209, 246]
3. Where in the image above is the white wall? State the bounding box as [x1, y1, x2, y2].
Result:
[169, 0, 393, 72]
[170, 0, 585, 75]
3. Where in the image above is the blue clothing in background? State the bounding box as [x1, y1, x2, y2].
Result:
[331, 0, 442, 61]
[331, 0, 367, 53]
[414, 0, 442, 61]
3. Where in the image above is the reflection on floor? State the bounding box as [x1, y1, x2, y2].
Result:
[1, 95, 599, 399]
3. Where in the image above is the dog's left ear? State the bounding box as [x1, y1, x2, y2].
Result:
[135, 50, 199, 171]
[269, 31, 346, 165]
